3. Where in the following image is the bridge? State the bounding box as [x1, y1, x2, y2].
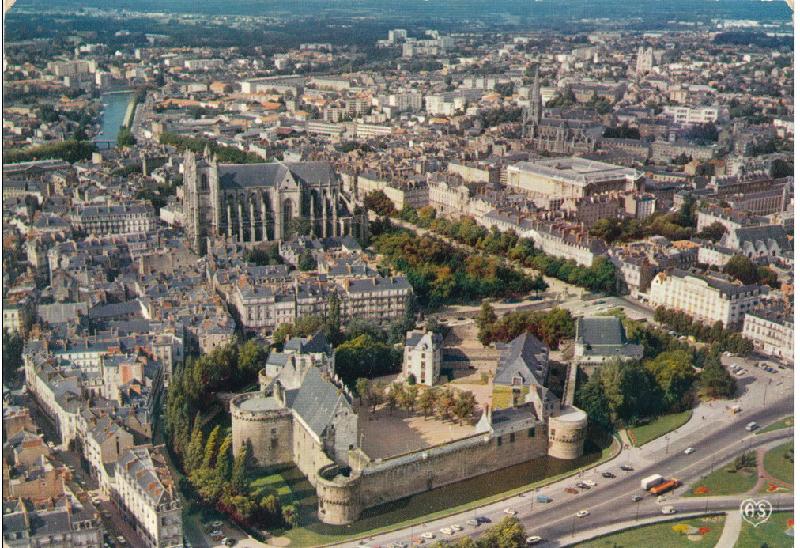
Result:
[93, 140, 116, 150]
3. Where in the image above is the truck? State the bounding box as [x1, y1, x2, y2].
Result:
[641, 474, 664, 491]
[650, 478, 680, 495]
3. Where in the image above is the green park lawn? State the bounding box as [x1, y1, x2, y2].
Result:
[578, 515, 725, 548]
[763, 442, 794, 487]
[685, 452, 758, 497]
[627, 410, 692, 447]
[758, 415, 794, 435]
[735, 511, 794, 548]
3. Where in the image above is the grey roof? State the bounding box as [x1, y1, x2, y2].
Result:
[670, 269, 765, 297]
[216, 161, 335, 190]
[732, 225, 791, 251]
[576, 317, 625, 347]
[494, 332, 548, 386]
[285, 367, 347, 437]
[575, 317, 643, 358]
[284, 330, 329, 354]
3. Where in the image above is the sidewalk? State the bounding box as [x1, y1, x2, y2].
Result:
[558, 510, 716, 546]
[715, 510, 742, 548]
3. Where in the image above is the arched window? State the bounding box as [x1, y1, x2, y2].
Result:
[200, 173, 208, 191]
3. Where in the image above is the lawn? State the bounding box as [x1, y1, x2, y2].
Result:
[283, 438, 618, 546]
[627, 410, 692, 447]
[763, 442, 793, 486]
[735, 511, 794, 548]
[685, 452, 758, 497]
[758, 415, 794, 435]
[578, 514, 725, 547]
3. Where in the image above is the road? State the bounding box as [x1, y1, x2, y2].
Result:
[338, 392, 792, 548]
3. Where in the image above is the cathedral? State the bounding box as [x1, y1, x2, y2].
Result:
[523, 69, 603, 155]
[182, 149, 367, 254]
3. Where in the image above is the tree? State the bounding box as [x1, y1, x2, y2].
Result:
[282, 503, 300, 528]
[203, 425, 222, 470]
[575, 370, 613, 433]
[436, 387, 457, 420]
[232, 444, 250, 495]
[364, 190, 396, 216]
[117, 127, 135, 147]
[453, 391, 477, 424]
[387, 383, 403, 415]
[244, 244, 283, 266]
[723, 255, 760, 285]
[185, 415, 205, 472]
[2, 330, 24, 386]
[215, 435, 233, 483]
[477, 516, 527, 548]
[417, 386, 436, 419]
[298, 251, 317, 271]
[401, 384, 419, 411]
[644, 350, 697, 412]
[477, 302, 498, 346]
[699, 353, 737, 399]
[697, 221, 727, 242]
[355, 377, 370, 405]
[237, 339, 269, 382]
[531, 273, 549, 297]
[334, 334, 402, 385]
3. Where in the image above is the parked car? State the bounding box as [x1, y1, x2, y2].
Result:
[439, 527, 454, 536]
[536, 495, 552, 503]
[222, 538, 236, 547]
[583, 480, 597, 487]
[503, 508, 517, 516]
[576, 510, 590, 518]
[209, 531, 223, 540]
[564, 487, 579, 494]
[621, 464, 634, 472]
[421, 532, 436, 540]
[601, 472, 616, 479]
[684, 447, 696, 455]
[210, 521, 223, 529]
[576, 482, 590, 490]
[662, 506, 676, 515]
[466, 519, 480, 527]
[746, 422, 760, 432]
[450, 525, 463, 532]
[476, 516, 491, 524]
[631, 495, 643, 502]
[526, 536, 543, 545]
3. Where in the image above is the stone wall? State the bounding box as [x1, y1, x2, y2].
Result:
[317, 423, 551, 524]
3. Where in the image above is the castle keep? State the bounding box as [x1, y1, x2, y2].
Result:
[230, 331, 587, 525]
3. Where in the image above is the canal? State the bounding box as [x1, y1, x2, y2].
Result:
[93, 90, 134, 149]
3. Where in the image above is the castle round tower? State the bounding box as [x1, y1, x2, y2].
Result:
[230, 391, 293, 467]
[316, 464, 362, 525]
[547, 406, 588, 460]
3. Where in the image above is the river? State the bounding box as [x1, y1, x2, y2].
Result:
[93, 90, 135, 148]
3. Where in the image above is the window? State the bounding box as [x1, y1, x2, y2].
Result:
[496, 436, 502, 447]
[528, 427, 535, 438]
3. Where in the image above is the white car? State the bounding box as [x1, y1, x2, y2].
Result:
[503, 508, 517, 516]
[450, 525, 463, 532]
[439, 527, 454, 536]
[583, 479, 597, 487]
[576, 510, 590, 518]
[421, 532, 436, 540]
[526, 536, 543, 545]
[684, 447, 695, 455]
[662, 506, 676, 515]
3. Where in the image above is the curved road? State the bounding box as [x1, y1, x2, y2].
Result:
[340, 395, 792, 547]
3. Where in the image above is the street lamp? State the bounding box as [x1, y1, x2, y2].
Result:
[635, 499, 641, 522]
[665, 434, 670, 454]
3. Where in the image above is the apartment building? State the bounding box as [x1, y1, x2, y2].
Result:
[115, 447, 183, 548]
[70, 203, 157, 236]
[647, 269, 766, 328]
[742, 302, 793, 363]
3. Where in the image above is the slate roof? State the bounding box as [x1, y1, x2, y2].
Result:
[284, 330, 329, 354]
[285, 367, 347, 437]
[732, 225, 791, 251]
[216, 161, 335, 190]
[494, 332, 548, 386]
[575, 317, 643, 358]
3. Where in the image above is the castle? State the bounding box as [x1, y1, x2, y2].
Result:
[182, 149, 368, 254]
[230, 331, 587, 525]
